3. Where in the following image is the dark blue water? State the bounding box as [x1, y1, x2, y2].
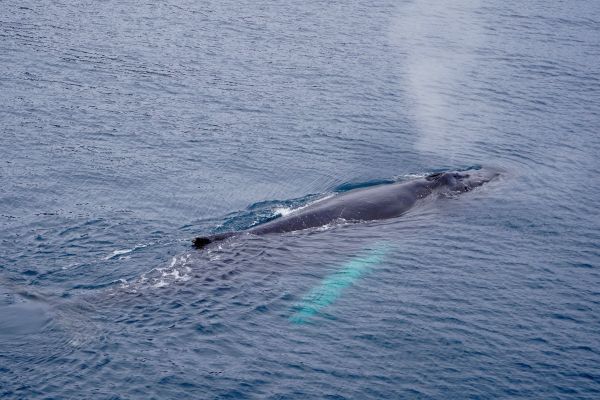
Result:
[2, 0, 599, 398]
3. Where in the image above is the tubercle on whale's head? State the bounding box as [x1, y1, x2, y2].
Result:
[468, 168, 501, 186]
[428, 168, 501, 193]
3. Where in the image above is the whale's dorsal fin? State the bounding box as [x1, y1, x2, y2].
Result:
[193, 237, 212, 249]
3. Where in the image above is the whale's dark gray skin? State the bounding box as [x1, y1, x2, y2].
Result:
[193, 169, 499, 249]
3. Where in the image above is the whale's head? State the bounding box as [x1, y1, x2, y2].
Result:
[426, 168, 500, 193]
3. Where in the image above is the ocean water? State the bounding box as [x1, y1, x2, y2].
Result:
[1, 0, 599, 398]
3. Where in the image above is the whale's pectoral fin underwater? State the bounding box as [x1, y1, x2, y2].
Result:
[193, 168, 500, 249]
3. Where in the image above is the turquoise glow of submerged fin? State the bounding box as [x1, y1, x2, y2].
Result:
[289, 244, 389, 324]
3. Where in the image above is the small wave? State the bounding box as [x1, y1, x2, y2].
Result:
[334, 178, 396, 192]
[103, 244, 147, 260]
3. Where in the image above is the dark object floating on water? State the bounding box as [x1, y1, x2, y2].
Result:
[193, 169, 500, 249]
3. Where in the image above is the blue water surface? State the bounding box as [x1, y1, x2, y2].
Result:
[1, 0, 599, 398]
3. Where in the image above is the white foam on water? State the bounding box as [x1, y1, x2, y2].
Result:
[207, 245, 223, 261]
[274, 194, 335, 217]
[398, 173, 428, 180]
[120, 254, 193, 290]
[103, 244, 147, 260]
[315, 218, 350, 232]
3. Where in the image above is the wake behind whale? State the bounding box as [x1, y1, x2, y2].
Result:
[193, 169, 500, 249]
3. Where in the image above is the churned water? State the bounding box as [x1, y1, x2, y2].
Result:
[1, 0, 599, 398]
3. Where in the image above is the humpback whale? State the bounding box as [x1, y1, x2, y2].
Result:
[193, 169, 499, 249]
